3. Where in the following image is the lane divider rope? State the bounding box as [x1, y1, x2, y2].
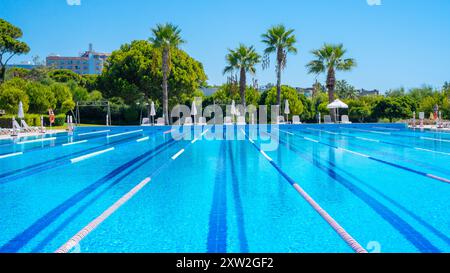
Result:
[56, 129, 209, 253]
[240, 129, 367, 253]
[55, 177, 152, 253]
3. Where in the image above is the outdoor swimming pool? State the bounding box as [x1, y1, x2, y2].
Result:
[0, 123, 449, 253]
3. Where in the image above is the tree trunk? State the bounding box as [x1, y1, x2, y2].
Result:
[162, 47, 169, 125]
[326, 68, 336, 122]
[0, 65, 6, 84]
[239, 67, 246, 107]
[276, 48, 283, 106]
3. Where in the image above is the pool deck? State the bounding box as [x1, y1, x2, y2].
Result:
[408, 125, 450, 132]
[0, 129, 66, 140]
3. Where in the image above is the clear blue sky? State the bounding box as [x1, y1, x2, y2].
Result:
[1, 0, 449, 92]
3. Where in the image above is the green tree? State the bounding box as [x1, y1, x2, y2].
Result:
[372, 97, 412, 122]
[0, 19, 30, 83]
[385, 87, 406, 97]
[87, 90, 103, 101]
[149, 23, 185, 125]
[335, 80, 358, 99]
[50, 82, 74, 114]
[408, 85, 434, 102]
[25, 82, 56, 113]
[306, 43, 356, 121]
[66, 80, 88, 102]
[0, 85, 29, 113]
[264, 86, 304, 119]
[5, 67, 30, 80]
[223, 44, 261, 107]
[48, 69, 81, 83]
[348, 100, 371, 122]
[99, 40, 206, 112]
[81, 74, 99, 91]
[443, 81, 450, 91]
[261, 25, 297, 106]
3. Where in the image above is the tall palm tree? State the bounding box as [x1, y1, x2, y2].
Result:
[261, 25, 297, 106]
[306, 43, 356, 121]
[149, 23, 185, 125]
[223, 44, 261, 107]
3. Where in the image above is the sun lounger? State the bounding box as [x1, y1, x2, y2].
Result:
[224, 116, 233, 125]
[184, 117, 193, 125]
[341, 115, 352, 124]
[141, 117, 151, 126]
[197, 117, 207, 125]
[155, 117, 165, 126]
[0, 128, 13, 135]
[324, 115, 333, 124]
[237, 116, 246, 125]
[292, 115, 302, 124]
[277, 116, 286, 124]
[21, 120, 40, 132]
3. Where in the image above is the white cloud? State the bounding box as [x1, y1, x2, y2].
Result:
[67, 0, 81, 5]
[367, 0, 381, 6]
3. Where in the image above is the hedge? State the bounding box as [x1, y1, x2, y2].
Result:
[0, 114, 66, 128]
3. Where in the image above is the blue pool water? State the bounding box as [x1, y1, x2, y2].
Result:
[0, 123, 449, 253]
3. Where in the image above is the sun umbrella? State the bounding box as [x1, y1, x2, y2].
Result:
[327, 99, 348, 122]
[284, 99, 290, 123]
[150, 101, 156, 125]
[18, 101, 25, 119]
[231, 100, 236, 116]
[191, 100, 197, 124]
[150, 101, 156, 116]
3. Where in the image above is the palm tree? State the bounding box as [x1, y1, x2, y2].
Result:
[306, 43, 356, 121]
[261, 25, 297, 106]
[149, 23, 185, 125]
[223, 44, 261, 107]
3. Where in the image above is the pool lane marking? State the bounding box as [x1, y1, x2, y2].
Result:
[164, 129, 175, 134]
[16, 137, 56, 145]
[372, 126, 401, 131]
[343, 127, 391, 135]
[77, 130, 110, 136]
[337, 148, 370, 158]
[55, 177, 152, 253]
[0, 152, 23, 159]
[70, 148, 115, 163]
[303, 137, 319, 143]
[277, 130, 450, 184]
[136, 136, 149, 142]
[107, 129, 143, 138]
[171, 149, 185, 160]
[414, 147, 450, 156]
[240, 129, 367, 253]
[56, 129, 207, 253]
[356, 137, 380, 142]
[420, 136, 450, 143]
[305, 128, 337, 135]
[62, 140, 88, 146]
[274, 128, 294, 135]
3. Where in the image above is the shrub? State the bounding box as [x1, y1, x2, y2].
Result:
[0, 85, 30, 114]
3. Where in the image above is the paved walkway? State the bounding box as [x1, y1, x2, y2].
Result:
[0, 129, 66, 140]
